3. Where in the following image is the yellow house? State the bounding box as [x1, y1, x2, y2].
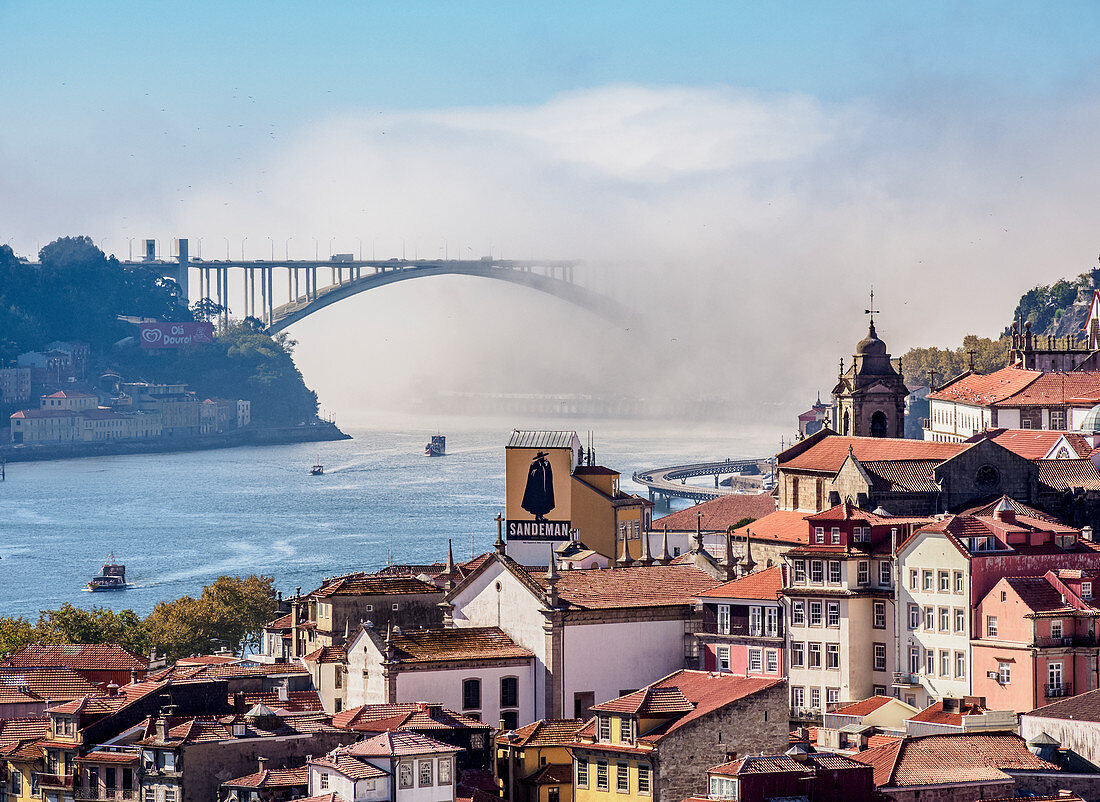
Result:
[496, 719, 584, 802]
[0, 718, 50, 802]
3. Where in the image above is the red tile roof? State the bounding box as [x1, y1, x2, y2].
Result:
[779, 436, 966, 473]
[310, 574, 443, 598]
[731, 511, 811, 544]
[287, 794, 349, 802]
[237, 691, 325, 713]
[523, 764, 573, 784]
[831, 695, 895, 717]
[302, 646, 346, 664]
[388, 627, 533, 663]
[1027, 686, 1100, 721]
[147, 662, 308, 682]
[310, 751, 390, 780]
[907, 699, 988, 727]
[927, 367, 1043, 405]
[584, 671, 782, 744]
[851, 732, 1054, 787]
[998, 371, 1100, 406]
[334, 702, 489, 733]
[2, 645, 147, 671]
[223, 766, 308, 789]
[550, 565, 721, 610]
[696, 565, 784, 602]
[499, 719, 584, 747]
[652, 494, 777, 532]
[347, 730, 460, 757]
[47, 681, 164, 715]
[1035, 459, 1100, 491]
[969, 429, 1095, 460]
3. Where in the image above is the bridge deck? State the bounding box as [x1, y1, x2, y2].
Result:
[633, 458, 773, 502]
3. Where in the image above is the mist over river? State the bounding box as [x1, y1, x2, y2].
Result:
[0, 415, 779, 620]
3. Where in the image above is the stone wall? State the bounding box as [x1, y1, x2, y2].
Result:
[879, 781, 1013, 802]
[654, 681, 788, 802]
[1008, 770, 1100, 800]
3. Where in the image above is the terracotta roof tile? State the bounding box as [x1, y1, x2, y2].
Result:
[237, 691, 325, 713]
[908, 700, 988, 727]
[969, 429, 1095, 460]
[223, 766, 308, 789]
[831, 695, 895, 717]
[347, 730, 460, 757]
[956, 497, 1062, 522]
[500, 719, 584, 747]
[852, 732, 1054, 787]
[2, 645, 147, 671]
[523, 764, 573, 784]
[1035, 459, 1100, 491]
[302, 646, 346, 664]
[310, 752, 389, 780]
[334, 703, 489, 732]
[859, 460, 942, 493]
[550, 565, 721, 610]
[731, 511, 810, 544]
[779, 436, 967, 473]
[652, 494, 777, 532]
[927, 367, 1043, 405]
[287, 793, 349, 802]
[389, 627, 532, 663]
[75, 751, 139, 764]
[310, 574, 443, 598]
[696, 566, 784, 602]
[1028, 686, 1100, 721]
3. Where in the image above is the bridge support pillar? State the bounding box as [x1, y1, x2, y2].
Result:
[261, 266, 268, 325]
[311, 267, 318, 300]
[267, 267, 274, 322]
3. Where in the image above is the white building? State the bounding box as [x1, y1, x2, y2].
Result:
[308, 731, 458, 802]
[443, 547, 719, 720]
[344, 625, 535, 729]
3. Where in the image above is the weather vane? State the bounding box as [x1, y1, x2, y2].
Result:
[865, 286, 879, 326]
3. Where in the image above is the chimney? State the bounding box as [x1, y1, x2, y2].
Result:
[993, 497, 1016, 524]
[278, 683, 289, 702]
[130, 669, 139, 685]
[1084, 526, 1094, 542]
[258, 756, 268, 774]
[155, 715, 167, 742]
[106, 683, 119, 697]
[233, 692, 247, 713]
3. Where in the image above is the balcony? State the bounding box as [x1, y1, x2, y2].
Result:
[892, 672, 920, 687]
[36, 773, 75, 790]
[1034, 636, 1097, 649]
[75, 788, 137, 801]
[1045, 683, 1073, 699]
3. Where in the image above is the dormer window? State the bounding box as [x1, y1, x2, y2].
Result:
[598, 716, 611, 742]
[1084, 582, 1093, 599]
[814, 527, 824, 544]
[619, 717, 632, 745]
[830, 527, 841, 545]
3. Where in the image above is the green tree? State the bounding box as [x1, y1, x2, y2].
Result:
[191, 298, 226, 323]
[900, 335, 1011, 389]
[34, 604, 150, 653]
[0, 616, 36, 656]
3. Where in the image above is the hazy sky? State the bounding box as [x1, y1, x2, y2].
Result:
[4, 2, 1100, 426]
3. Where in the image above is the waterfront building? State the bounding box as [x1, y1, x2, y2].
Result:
[571, 670, 788, 802]
[782, 503, 907, 717]
[344, 626, 535, 729]
[443, 546, 719, 720]
[122, 382, 200, 436]
[503, 431, 652, 566]
[970, 569, 1100, 713]
[895, 500, 1100, 709]
[495, 719, 583, 802]
[694, 565, 786, 678]
[40, 390, 98, 411]
[0, 367, 32, 405]
[924, 366, 1100, 442]
[307, 731, 460, 802]
[831, 316, 909, 439]
[9, 408, 81, 443]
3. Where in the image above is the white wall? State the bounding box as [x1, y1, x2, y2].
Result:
[396, 663, 536, 727]
[506, 540, 560, 566]
[561, 619, 686, 710]
[346, 630, 388, 708]
[449, 560, 550, 718]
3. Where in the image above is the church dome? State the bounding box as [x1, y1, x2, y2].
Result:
[1080, 403, 1100, 433]
[856, 322, 888, 356]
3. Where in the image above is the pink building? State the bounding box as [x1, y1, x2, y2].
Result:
[696, 565, 786, 678]
[971, 569, 1100, 713]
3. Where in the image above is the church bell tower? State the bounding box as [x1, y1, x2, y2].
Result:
[831, 291, 909, 438]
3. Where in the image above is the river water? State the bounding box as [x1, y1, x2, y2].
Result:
[0, 416, 778, 620]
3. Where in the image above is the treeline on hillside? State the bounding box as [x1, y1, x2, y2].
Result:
[1009, 267, 1099, 335]
[0, 236, 318, 424]
[0, 575, 277, 662]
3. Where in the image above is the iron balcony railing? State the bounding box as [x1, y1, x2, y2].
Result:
[1034, 635, 1097, 648]
[75, 787, 137, 801]
[1045, 683, 1073, 698]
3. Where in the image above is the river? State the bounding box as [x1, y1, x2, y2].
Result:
[0, 415, 779, 620]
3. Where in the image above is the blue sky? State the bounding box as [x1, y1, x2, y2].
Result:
[4, 2, 1100, 419]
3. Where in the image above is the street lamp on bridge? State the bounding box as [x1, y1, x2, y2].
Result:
[241, 237, 248, 260]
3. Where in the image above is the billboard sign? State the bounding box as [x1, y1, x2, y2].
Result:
[139, 322, 215, 349]
[506, 443, 575, 541]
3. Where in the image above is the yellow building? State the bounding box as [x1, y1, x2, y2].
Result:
[0, 718, 49, 802]
[504, 431, 652, 565]
[496, 719, 583, 802]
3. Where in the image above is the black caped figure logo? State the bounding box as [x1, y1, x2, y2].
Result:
[521, 451, 556, 521]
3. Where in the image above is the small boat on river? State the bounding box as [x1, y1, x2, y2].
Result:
[425, 435, 446, 457]
[310, 463, 324, 476]
[87, 553, 127, 591]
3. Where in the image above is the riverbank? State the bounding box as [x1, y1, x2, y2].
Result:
[0, 420, 350, 463]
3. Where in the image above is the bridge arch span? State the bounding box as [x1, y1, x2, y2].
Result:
[266, 263, 631, 333]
